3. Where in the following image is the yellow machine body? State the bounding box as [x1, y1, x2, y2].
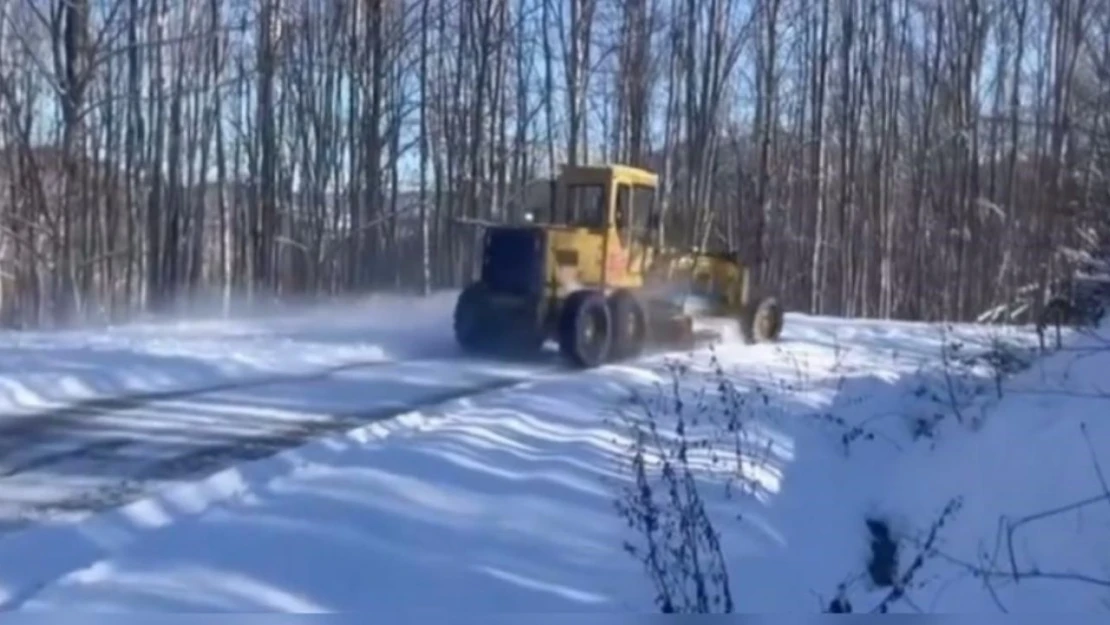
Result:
[453, 163, 782, 367]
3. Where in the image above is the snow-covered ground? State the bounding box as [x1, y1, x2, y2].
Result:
[0, 292, 536, 528]
[0, 291, 1106, 613]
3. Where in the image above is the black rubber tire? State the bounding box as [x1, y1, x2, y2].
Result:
[751, 296, 784, 342]
[607, 289, 648, 361]
[558, 290, 612, 368]
[454, 283, 546, 358]
[739, 295, 784, 344]
[453, 283, 493, 353]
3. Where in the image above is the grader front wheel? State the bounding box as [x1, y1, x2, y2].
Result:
[741, 296, 784, 344]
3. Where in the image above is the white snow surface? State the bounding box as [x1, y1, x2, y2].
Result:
[0, 291, 1106, 613]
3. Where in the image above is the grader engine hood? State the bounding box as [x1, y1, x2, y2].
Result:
[480, 226, 548, 296]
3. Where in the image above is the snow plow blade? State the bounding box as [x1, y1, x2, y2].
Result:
[646, 314, 724, 351]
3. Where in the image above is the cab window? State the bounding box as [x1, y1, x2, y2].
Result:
[562, 184, 607, 228]
[615, 183, 656, 244]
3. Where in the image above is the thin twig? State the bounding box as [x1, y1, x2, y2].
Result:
[1079, 422, 1110, 508]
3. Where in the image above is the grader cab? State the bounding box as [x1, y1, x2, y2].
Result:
[453, 163, 784, 368]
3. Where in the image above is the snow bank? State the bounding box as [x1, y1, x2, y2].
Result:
[0, 312, 1035, 612]
[871, 322, 1110, 612]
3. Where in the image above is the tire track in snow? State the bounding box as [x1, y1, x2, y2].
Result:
[0, 337, 519, 468]
[0, 356, 433, 456]
[22, 375, 535, 518]
[0, 356, 559, 533]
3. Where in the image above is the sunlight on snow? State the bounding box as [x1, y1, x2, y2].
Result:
[474, 564, 610, 605]
[63, 562, 329, 612]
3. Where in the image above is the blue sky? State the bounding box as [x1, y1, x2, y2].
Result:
[10, 0, 1058, 194]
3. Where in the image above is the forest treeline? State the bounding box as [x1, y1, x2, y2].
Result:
[0, 0, 1107, 328]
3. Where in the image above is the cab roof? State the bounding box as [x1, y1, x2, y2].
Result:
[559, 163, 659, 188]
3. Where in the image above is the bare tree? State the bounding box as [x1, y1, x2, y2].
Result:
[0, 0, 1104, 329]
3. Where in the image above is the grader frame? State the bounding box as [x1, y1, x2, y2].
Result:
[452, 163, 784, 367]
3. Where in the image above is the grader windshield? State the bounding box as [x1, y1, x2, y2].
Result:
[547, 165, 661, 238]
[614, 183, 657, 247]
[556, 184, 608, 228]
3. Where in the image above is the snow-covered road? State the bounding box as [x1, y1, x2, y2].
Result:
[0, 356, 565, 531]
[0, 291, 1105, 614]
[0, 293, 575, 530]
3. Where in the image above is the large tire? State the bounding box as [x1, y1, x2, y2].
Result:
[608, 289, 648, 361]
[742, 296, 784, 343]
[454, 283, 493, 353]
[558, 290, 612, 368]
[454, 283, 545, 357]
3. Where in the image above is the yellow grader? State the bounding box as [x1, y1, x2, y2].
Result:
[453, 163, 784, 368]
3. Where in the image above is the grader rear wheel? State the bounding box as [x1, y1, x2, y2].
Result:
[454, 282, 545, 357]
[454, 283, 495, 353]
[558, 289, 613, 368]
[607, 289, 648, 361]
